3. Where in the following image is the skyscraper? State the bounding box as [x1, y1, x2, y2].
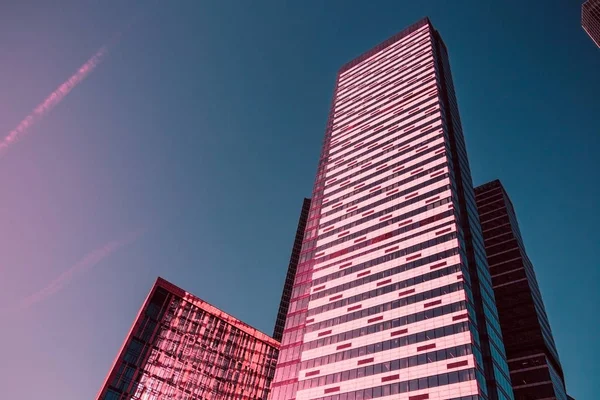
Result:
[474, 180, 567, 400]
[274, 198, 312, 342]
[97, 277, 279, 400]
[582, 0, 600, 48]
[269, 17, 513, 400]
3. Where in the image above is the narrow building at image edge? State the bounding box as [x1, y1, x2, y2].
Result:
[96, 277, 279, 400]
[582, 0, 600, 48]
[270, 18, 513, 400]
[474, 180, 570, 399]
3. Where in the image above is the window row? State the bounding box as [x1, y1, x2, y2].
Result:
[321, 158, 446, 222]
[337, 30, 430, 93]
[314, 178, 454, 247]
[336, 46, 434, 115]
[320, 148, 448, 231]
[332, 87, 439, 161]
[327, 105, 440, 180]
[314, 200, 452, 258]
[330, 81, 438, 161]
[310, 196, 454, 271]
[337, 24, 429, 83]
[333, 72, 437, 142]
[300, 343, 472, 390]
[335, 56, 436, 125]
[291, 223, 459, 309]
[300, 320, 470, 370]
[310, 231, 458, 302]
[332, 78, 438, 157]
[299, 266, 462, 340]
[321, 168, 447, 229]
[311, 368, 477, 400]
[323, 148, 445, 208]
[306, 248, 460, 317]
[306, 200, 454, 272]
[307, 247, 461, 318]
[338, 38, 430, 95]
[336, 46, 433, 113]
[304, 297, 466, 350]
[313, 218, 454, 296]
[315, 197, 450, 265]
[305, 282, 465, 350]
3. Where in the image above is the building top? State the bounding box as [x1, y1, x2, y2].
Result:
[474, 179, 518, 212]
[473, 178, 503, 193]
[338, 17, 432, 75]
[155, 277, 280, 347]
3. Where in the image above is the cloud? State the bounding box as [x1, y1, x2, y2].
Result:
[19, 228, 145, 309]
[0, 4, 158, 156]
[0, 44, 113, 156]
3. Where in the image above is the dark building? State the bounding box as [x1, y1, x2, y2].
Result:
[269, 17, 513, 400]
[273, 198, 311, 341]
[97, 277, 279, 400]
[582, 0, 600, 48]
[474, 180, 567, 399]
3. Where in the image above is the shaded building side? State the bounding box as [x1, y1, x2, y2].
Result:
[273, 198, 312, 342]
[474, 180, 567, 400]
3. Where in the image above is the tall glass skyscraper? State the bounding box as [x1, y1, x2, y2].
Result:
[269, 18, 513, 400]
[97, 277, 279, 400]
[474, 180, 567, 400]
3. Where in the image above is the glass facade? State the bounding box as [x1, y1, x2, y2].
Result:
[270, 18, 513, 400]
[96, 277, 279, 400]
[274, 198, 312, 342]
[474, 180, 568, 400]
[582, 0, 600, 48]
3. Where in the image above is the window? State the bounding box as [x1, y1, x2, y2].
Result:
[409, 379, 419, 391]
[448, 371, 459, 384]
[103, 390, 120, 400]
[428, 375, 438, 387]
[373, 386, 382, 398]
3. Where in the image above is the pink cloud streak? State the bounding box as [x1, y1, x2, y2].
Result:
[0, 6, 152, 157]
[0, 41, 114, 156]
[19, 228, 145, 309]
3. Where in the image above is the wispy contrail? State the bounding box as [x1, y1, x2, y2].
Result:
[0, 2, 155, 157]
[0, 31, 123, 156]
[19, 228, 145, 310]
[0, 46, 109, 154]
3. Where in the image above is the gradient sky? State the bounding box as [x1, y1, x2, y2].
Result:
[1, 1, 598, 399]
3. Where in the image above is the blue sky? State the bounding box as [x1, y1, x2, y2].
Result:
[0, 1, 598, 398]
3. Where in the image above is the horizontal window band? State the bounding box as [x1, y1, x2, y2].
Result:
[310, 234, 458, 304]
[303, 284, 465, 345]
[299, 343, 472, 393]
